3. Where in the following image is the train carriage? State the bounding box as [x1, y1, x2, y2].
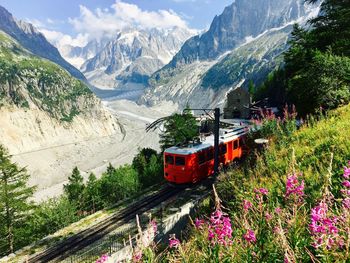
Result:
[164, 126, 248, 184]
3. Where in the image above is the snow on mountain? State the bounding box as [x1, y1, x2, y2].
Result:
[78, 27, 195, 89]
[141, 0, 319, 110]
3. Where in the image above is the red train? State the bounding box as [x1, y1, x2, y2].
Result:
[164, 126, 248, 184]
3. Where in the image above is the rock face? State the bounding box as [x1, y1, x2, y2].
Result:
[0, 30, 121, 155]
[0, 5, 86, 81]
[80, 27, 195, 89]
[167, 0, 309, 68]
[143, 0, 318, 109]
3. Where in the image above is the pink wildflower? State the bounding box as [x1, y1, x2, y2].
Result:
[95, 254, 108, 263]
[243, 229, 256, 243]
[169, 235, 180, 249]
[255, 188, 269, 196]
[243, 200, 253, 211]
[342, 180, 350, 188]
[344, 162, 350, 179]
[343, 198, 350, 209]
[285, 173, 304, 200]
[195, 218, 205, 229]
[208, 209, 233, 246]
[265, 212, 273, 221]
[310, 202, 340, 250]
[133, 250, 142, 262]
[275, 207, 282, 214]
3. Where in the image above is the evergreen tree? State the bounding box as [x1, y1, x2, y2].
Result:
[0, 145, 35, 254]
[106, 163, 116, 176]
[63, 167, 85, 209]
[83, 173, 102, 212]
[159, 110, 198, 151]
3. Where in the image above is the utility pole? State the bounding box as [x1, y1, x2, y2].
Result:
[213, 108, 220, 176]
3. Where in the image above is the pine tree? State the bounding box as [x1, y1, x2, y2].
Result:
[0, 145, 35, 254]
[159, 110, 198, 151]
[83, 173, 102, 212]
[63, 167, 85, 209]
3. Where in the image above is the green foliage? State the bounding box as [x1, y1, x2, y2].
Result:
[63, 167, 85, 208]
[132, 148, 163, 188]
[21, 196, 79, 248]
[0, 145, 35, 255]
[288, 51, 350, 115]
[256, 1, 350, 115]
[159, 110, 198, 151]
[83, 173, 103, 212]
[99, 165, 140, 206]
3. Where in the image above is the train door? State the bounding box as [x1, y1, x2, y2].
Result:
[232, 139, 240, 160]
[227, 141, 233, 162]
[197, 150, 207, 181]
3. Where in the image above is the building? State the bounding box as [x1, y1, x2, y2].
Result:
[223, 87, 251, 119]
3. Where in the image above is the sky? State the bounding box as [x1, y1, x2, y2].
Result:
[0, 0, 233, 47]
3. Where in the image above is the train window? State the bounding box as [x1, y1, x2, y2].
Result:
[175, 157, 186, 166]
[198, 151, 205, 164]
[207, 148, 214, 161]
[165, 155, 174, 165]
[233, 140, 239, 150]
[220, 144, 227, 155]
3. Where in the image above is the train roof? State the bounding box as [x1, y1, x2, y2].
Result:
[165, 126, 248, 155]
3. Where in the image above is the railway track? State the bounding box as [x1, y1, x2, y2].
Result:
[28, 186, 183, 263]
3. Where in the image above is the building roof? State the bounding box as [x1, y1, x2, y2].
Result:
[164, 126, 248, 155]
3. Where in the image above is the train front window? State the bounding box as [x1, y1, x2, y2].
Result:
[175, 156, 186, 166]
[233, 140, 239, 150]
[165, 155, 174, 165]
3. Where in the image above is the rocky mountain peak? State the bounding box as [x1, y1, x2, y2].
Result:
[0, 5, 86, 81]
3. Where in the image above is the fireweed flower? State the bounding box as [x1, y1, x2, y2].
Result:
[275, 207, 282, 214]
[255, 188, 269, 195]
[285, 173, 305, 200]
[132, 250, 142, 262]
[195, 218, 205, 229]
[243, 199, 253, 211]
[243, 229, 256, 243]
[208, 209, 233, 246]
[342, 180, 350, 188]
[343, 198, 350, 209]
[265, 212, 273, 221]
[95, 254, 108, 263]
[169, 235, 180, 249]
[344, 162, 350, 179]
[309, 202, 340, 250]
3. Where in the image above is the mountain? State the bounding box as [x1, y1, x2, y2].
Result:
[0, 30, 120, 154]
[142, 0, 318, 109]
[59, 37, 111, 69]
[166, 0, 310, 68]
[80, 27, 195, 89]
[0, 5, 86, 81]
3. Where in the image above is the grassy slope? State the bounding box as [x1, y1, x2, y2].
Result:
[165, 104, 350, 262]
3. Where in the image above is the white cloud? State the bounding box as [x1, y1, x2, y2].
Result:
[39, 29, 89, 47]
[68, 0, 192, 39]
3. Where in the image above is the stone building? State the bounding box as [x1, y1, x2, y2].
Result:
[223, 87, 251, 119]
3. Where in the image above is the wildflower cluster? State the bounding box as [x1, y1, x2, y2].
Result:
[208, 209, 233, 246]
[309, 202, 341, 249]
[342, 162, 350, 210]
[285, 173, 305, 201]
[169, 235, 181, 249]
[95, 254, 108, 263]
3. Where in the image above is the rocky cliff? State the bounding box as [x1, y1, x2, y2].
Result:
[0, 30, 121, 154]
[0, 5, 86, 81]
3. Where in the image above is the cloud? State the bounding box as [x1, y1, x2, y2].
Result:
[69, 0, 192, 39]
[39, 29, 89, 47]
